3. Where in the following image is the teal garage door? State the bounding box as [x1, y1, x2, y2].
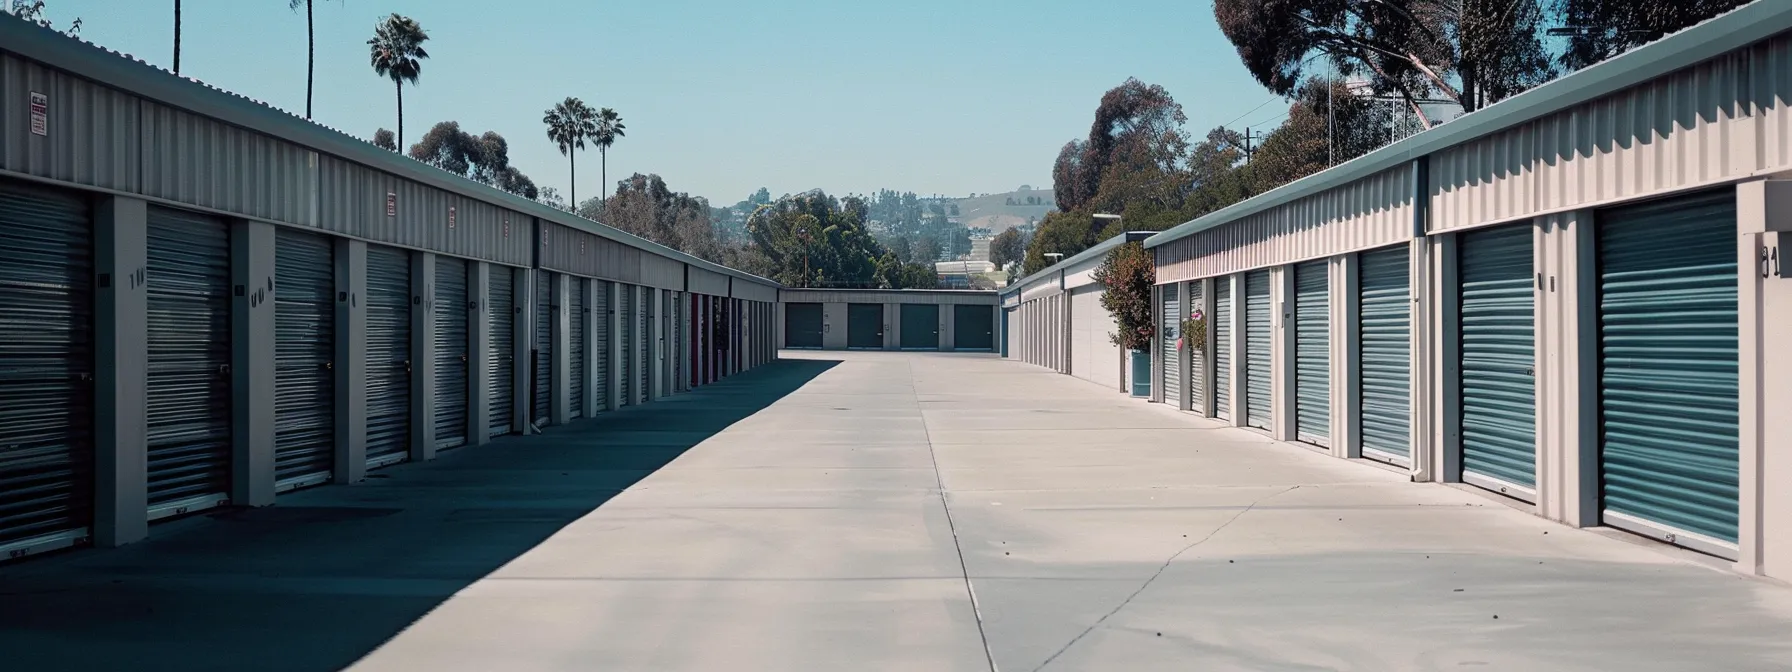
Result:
[900, 304, 939, 349]
[619, 287, 634, 405]
[1160, 284, 1181, 407]
[1598, 191, 1738, 552]
[1187, 281, 1206, 414]
[1359, 245, 1410, 464]
[273, 227, 335, 490]
[1295, 260, 1329, 447]
[488, 268, 515, 436]
[1214, 278, 1231, 421]
[1244, 270, 1272, 430]
[848, 303, 882, 349]
[146, 207, 233, 519]
[953, 305, 993, 350]
[1459, 224, 1536, 497]
[534, 270, 553, 426]
[568, 279, 585, 418]
[784, 302, 823, 348]
[366, 246, 411, 468]
[434, 257, 469, 449]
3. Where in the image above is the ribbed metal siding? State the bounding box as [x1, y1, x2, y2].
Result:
[670, 291, 682, 391]
[488, 268, 514, 435]
[273, 228, 335, 487]
[1359, 246, 1411, 462]
[638, 290, 650, 399]
[365, 246, 411, 465]
[619, 287, 634, 406]
[0, 182, 94, 548]
[1187, 281, 1205, 413]
[1459, 224, 1536, 490]
[434, 257, 469, 450]
[534, 270, 552, 424]
[1214, 279, 1231, 421]
[1244, 270, 1272, 430]
[1295, 261, 1329, 446]
[569, 279, 586, 418]
[145, 207, 232, 508]
[1598, 192, 1738, 545]
[1161, 285, 1181, 405]
[592, 280, 610, 412]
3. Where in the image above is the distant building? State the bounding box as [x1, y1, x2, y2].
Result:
[970, 238, 992, 262]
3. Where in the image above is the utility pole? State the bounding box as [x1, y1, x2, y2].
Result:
[1243, 127, 1259, 164]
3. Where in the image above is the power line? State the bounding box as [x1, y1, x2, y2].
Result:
[1221, 96, 1281, 129]
[1248, 110, 1289, 130]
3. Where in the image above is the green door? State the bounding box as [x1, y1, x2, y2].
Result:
[1359, 245, 1410, 463]
[1244, 270, 1272, 430]
[1160, 284, 1181, 407]
[848, 303, 883, 349]
[952, 304, 993, 350]
[784, 302, 823, 349]
[1459, 223, 1536, 496]
[1295, 260, 1329, 447]
[900, 304, 939, 349]
[1598, 190, 1738, 549]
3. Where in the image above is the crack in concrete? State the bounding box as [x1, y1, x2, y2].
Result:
[1029, 484, 1302, 672]
[914, 358, 1001, 672]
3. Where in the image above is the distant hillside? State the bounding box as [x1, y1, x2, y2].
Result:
[954, 187, 1055, 233]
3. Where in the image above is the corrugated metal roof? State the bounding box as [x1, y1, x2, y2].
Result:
[0, 14, 778, 289]
[1000, 231, 1153, 298]
[1145, 0, 1792, 249]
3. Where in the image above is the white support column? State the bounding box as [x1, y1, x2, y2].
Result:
[1536, 211, 1599, 528]
[1272, 265, 1296, 442]
[886, 302, 901, 350]
[1427, 234, 1456, 484]
[552, 273, 571, 424]
[940, 300, 954, 352]
[92, 196, 149, 549]
[230, 219, 277, 507]
[410, 252, 436, 462]
[469, 262, 491, 445]
[1335, 254, 1361, 460]
[1227, 274, 1244, 427]
[510, 266, 529, 433]
[334, 239, 369, 475]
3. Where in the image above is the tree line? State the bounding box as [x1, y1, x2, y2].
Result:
[1024, 0, 1757, 275]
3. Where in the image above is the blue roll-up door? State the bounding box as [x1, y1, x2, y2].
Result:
[1295, 260, 1329, 447]
[1359, 245, 1410, 463]
[146, 207, 233, 517]
[1187, 281, 1206, 414]
[0, 182, 95, 554]
[619, 286, 634, 406]
[434, 257, 469, 450]
[273, 228, 335, 490]
[1598, 191, 1738, 550]
[1459, 224, 1536, 495]
[534, 270, 553, 426]
[365, 246, 411, 468]
[569, 278, 586, 418]
[592, 280, 610, 412]
[488, 268, 515, 436]
[1244, 270, 1272, 430]
[1214, 278, 1232, 421]
[1161, 284, 1181, 407]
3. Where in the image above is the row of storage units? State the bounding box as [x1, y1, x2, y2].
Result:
[1001, 233, 1154, 392]
[1004, 3, 1792, 580]
[0, 21, 779, 562]
[777, 289, 998, 351]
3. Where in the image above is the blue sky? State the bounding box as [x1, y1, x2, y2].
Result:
[42, 0, 1277, 206]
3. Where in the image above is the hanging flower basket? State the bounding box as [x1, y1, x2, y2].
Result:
[1179, 309, 1207, 353]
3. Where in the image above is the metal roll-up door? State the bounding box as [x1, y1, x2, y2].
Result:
[901, 304, 939, 349]
[785, 303, 823, 348]
[146, 207, 233, 516]
[953, 304, 993, 350]
[0, 183, 95, 554]
[638, 291, 650, 399]
[434, 257, 469, 450]
[366, 246, 411, 467]
[1359, 245, 1411, 463]
[1161, 284, 1181, 407]
[534, 270, 552, 425]
[1598, 191, 1738, 551]
[619, 287, 634, 406]
[569, 279, 586, 418]
[1244, 270, 1272, 430]
[1214, 278, 1232, 421]
[1295, 261, 1330, 447]
[671, 292, 682, 392]
[592, 280, 611, 412]
[1003, 308, 1014, 358]
[1459, 224, 1536, 495]
[273, 228, 335, 489]
[488, 268, 515, 435]
[1187, 281, 1206, 414]
[848, 303, 882, 349]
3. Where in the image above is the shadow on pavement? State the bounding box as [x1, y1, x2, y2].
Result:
[0, 358, 839, 672]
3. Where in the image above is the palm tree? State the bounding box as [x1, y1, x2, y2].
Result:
[289, 0, 337, 119]
[542, 98, 596, 207]
[367, 14, 428, 150]
[173, 0, 181, 74]
[593, 108, 626, 203]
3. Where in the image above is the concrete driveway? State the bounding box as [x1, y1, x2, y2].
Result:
[5, 351, 1791, 671]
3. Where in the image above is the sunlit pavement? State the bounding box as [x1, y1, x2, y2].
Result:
[348, 351, 1792, 672]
